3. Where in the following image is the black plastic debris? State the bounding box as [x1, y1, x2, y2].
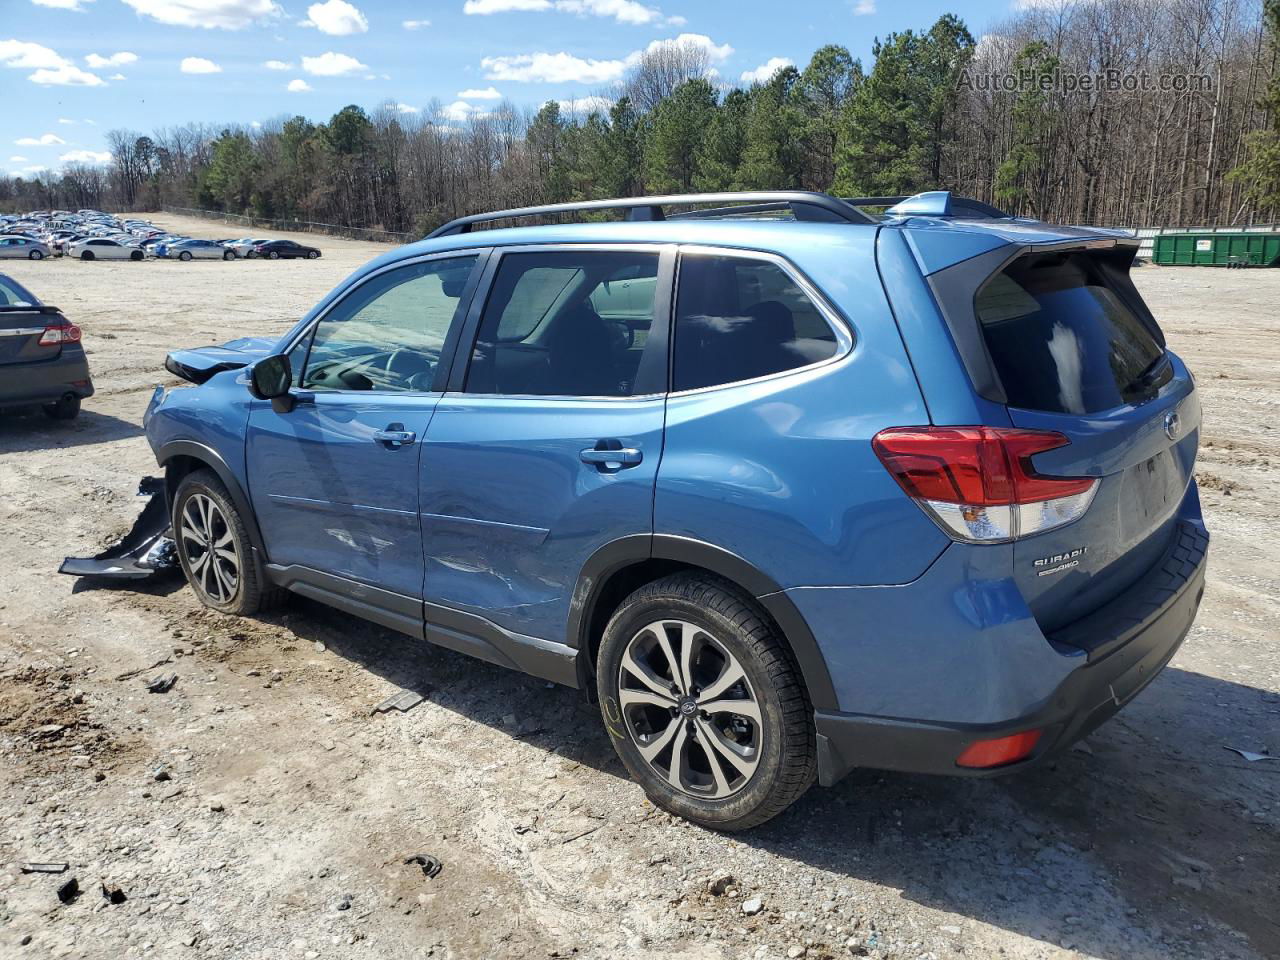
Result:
[404, 853, 443, 879]
[101, 882, 127, 904]
[59, 477, 177, 581]
[56, 878, 79, 904]
[146, 673, 178, 694]
[20, 863, 68, 874]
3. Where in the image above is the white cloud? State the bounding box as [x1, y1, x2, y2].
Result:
[0, 40, 69, 70]
[33, 64, 106, 85]
[638, 33, 732, 63]
[740, 56, 793, 85]
[395, 102, 419, 113]
[22, 165, 47, 174]
[852, 0, 875, 13]
[122, 0, 282, 30]
[301, 0, 367, 35]
[554, 0, 661, 24]
[558, 95, 613, 114]
[109, 72, 127, 79]
[31, 0, 95, 8]
[60, 148, 112, 164]
[402, 18, 430, 29]
[482, 51, 627, 84]
[464, 0, 550, 12]
[287, 77, 311, 91]
[15, 133, 67, 146]
[85, 51, 138, 67]
[9, 155, 28, 162]
[84, 118, 96, 125]
[180, 56, 222, 73]
[443, 100, 493, 123]
[264, 59, 292, 69]
[301, 51, 367, 75]
[457, 86, 501, 99]
[250, 119, 262, 127]
[57, 117, 75, 124]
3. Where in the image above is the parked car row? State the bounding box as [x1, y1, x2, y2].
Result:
[0, 209, 322, 262]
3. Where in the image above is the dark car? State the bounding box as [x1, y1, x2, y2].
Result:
[0, 273, 93, 419]
[252, 239, 321, 260]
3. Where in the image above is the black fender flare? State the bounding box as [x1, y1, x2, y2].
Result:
[568, 534, 838, 711]
[156, 439, 268, 560]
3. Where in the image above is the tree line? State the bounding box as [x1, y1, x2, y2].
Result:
[2, 0, 1278, 231]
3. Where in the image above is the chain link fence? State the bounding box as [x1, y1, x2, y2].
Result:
[162, 206, 416, 244]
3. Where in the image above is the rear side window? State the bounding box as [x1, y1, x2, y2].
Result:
[464, 250, 660, 397]
[673, 254, 838, 392]
[976, 253, 1168, 414]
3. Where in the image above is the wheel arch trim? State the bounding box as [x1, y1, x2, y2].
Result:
[568, 534, 838, 711]
[158, 439, 268, 560]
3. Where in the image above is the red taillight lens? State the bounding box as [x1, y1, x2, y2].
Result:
[872, 426, 1098, 542]
[955, 730, 1042, 768]
[38, 323, 81, 346]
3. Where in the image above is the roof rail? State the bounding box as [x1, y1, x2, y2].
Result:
[425, 191, 876, 238]
[844, 191, 1013, 220]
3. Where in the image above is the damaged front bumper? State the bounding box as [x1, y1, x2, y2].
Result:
[59, 477, 177, 580]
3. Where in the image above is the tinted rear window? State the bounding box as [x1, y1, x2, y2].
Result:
[975, 252, 1168, 414]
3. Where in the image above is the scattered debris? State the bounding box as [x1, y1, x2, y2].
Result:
[58, 477, 177, 582]
[708, 874, 736, 896]
[208, 797, 226, 812]
[101, 882, 127, 904]
[374, 690, 423, 714]
[153, 768, 172, 782]
[20, 863, 68, 874]
[560, 824, 601, 845]
[113, 656, 173, 682]
[404, 854, 443, 879]
[335, 895, 352, 911]
[1225, 746, 1277, 762]
[742, 897, 763, 915]
[56, 878, 80, 904]
[146, 673, 178, 694]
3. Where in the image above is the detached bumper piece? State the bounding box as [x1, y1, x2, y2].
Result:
[59, 477, 177, 581]
[815, 519, 1209, 785]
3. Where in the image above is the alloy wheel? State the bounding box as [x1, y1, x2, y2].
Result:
[617, 619, 763, 799]
[179, 493, 239, 604]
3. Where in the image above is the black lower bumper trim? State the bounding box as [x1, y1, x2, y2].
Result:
[815, 521, 1208, 785]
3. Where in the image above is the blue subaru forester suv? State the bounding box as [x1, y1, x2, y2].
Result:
[144, 191, 1208, 830]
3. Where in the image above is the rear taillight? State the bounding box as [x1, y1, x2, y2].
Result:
[872, 426, 1098, 543]
[38, 323, 82, 346]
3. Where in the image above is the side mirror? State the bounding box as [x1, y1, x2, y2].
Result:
[248, 354, 292, 401]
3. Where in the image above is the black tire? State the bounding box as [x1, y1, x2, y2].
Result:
[307, 250, 319, 259]
[131, 250, 143, 261]
[30, 249, 44, 260]
[41, 394, 80, 420]
[80, 250, 94, 261]
[179, 251, 193, 262]
[172, 469, 281, 616]
[268, 250, 280, 260]
[596, 573, 816, 831]
[245, 251, 257, 259]
[223, 250, 235, 260]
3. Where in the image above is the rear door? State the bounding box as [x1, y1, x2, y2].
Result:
[973, 248, 1199, 632]
[419, 244, 672, 646]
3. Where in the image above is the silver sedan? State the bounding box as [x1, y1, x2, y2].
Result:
[68, 238, 144, 261]
[166, 239, 235, 261]
[0, 235, 53, 260]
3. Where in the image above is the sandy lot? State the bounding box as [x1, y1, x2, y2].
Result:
[1, 213, 1277, 960]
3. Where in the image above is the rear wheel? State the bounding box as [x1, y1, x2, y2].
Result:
[179, 251, 193, 262]
[223, 250, 235, 260]
[172, 470, 279, 615]
[596, 573, 816, 831]
[130, 250, 143, 261]
[80, 251, 94, 261]
[41, 394, 80, 420]
[29, 249, 44, 261]
[245, 251, 257, 259]
[268, 250, 280, 260]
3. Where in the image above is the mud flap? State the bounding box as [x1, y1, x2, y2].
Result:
[58, 477, 177, 580]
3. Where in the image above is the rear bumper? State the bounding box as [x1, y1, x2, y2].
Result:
[814, 519, 1208, 785]
[0, 352, 94, 406]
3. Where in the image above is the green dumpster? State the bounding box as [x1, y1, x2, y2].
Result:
[1152, 232, 1280, 267]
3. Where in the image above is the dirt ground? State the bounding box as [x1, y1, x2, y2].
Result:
[1, 213, 1277, 960]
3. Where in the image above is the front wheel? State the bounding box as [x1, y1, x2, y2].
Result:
[179, 251, 193, 262]
[596, 574, 816, 831]
[223, 250, 235, 260]
[268, 251, 280, 260]
[80, 251, 94, 261]
[172, 470, 279, 615]
[307, 250, 319, 259]
[30, 249, 44, 260]
[131, 250, 143, 261]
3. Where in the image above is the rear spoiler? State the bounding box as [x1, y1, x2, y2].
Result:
[0, 304, 62, 315]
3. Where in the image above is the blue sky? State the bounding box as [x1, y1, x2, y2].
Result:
[3, 0, 1008, 177]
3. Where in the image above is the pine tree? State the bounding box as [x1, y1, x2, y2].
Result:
[994, 42, 1060, 216]
[737, 70, 804, 189]
[644, 78, 718, 192]
[694, 89, 750, 191]
[1229, 0, 1280, 219]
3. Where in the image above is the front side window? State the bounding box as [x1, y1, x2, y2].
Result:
[464, 250, 661, 397]
[673, 254, 839, 392]
[299, 255, 477, 393]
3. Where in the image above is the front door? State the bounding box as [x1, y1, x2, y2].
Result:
[420, 245, 673, 646]
[245, 253, 481, 602]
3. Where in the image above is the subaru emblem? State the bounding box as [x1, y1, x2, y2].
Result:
[1164, 410, 1181, 441]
